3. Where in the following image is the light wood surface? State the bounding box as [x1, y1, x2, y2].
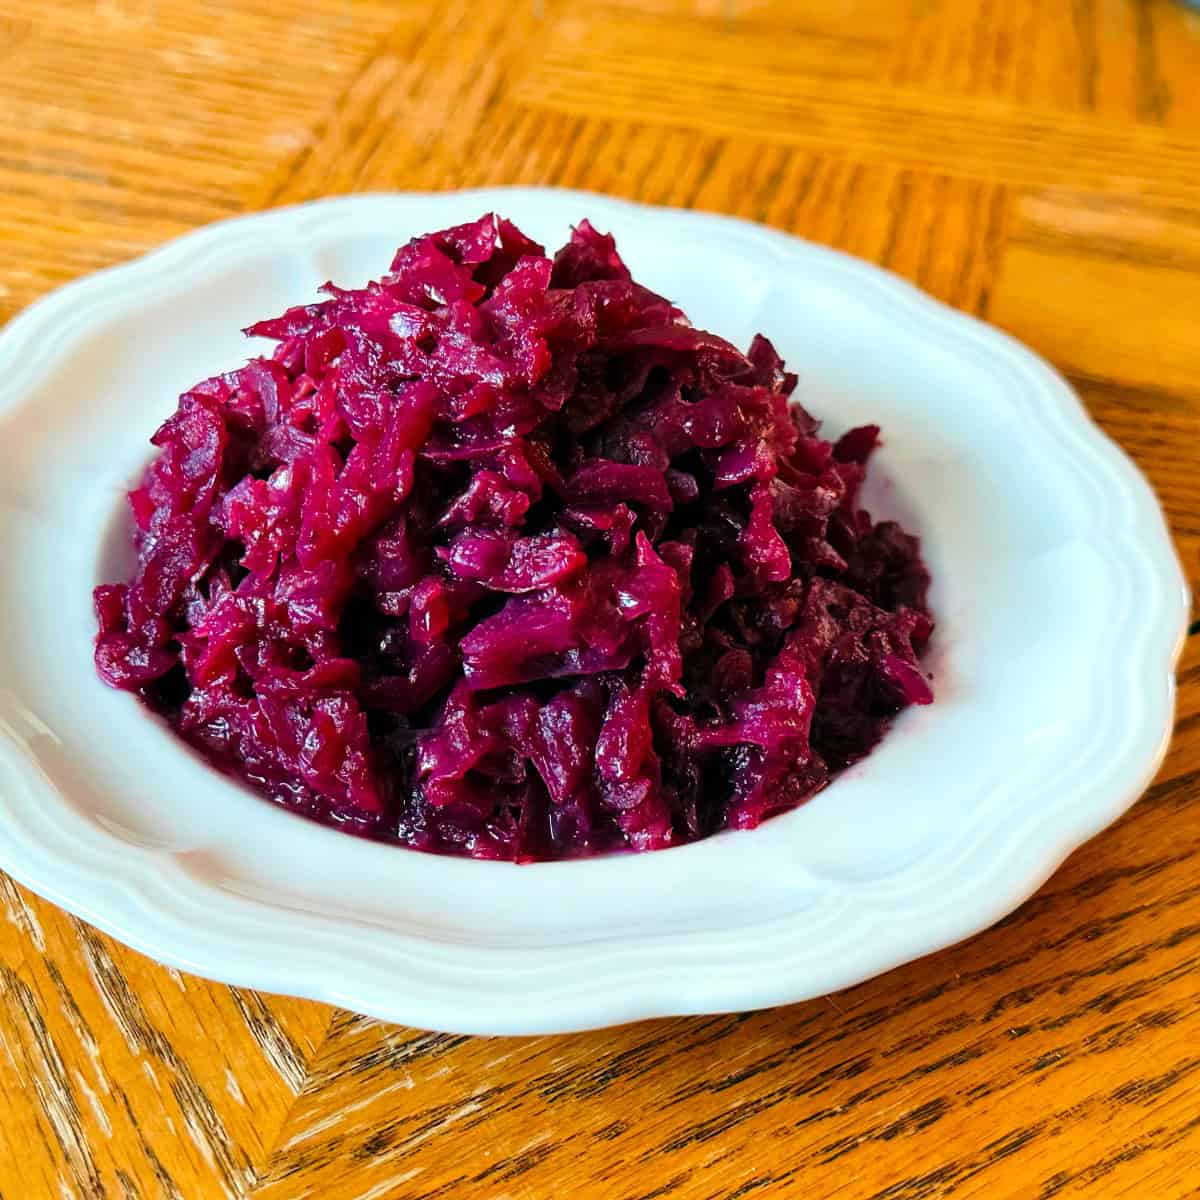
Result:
[2, 3, 1199, 1197]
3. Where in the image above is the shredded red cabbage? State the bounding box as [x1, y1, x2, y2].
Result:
[94, 215, 933, 860]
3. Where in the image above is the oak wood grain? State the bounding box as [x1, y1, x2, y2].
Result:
[0, 2, 1197, 1197]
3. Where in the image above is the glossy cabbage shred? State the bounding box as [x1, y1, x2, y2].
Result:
[94, 215, 933, 860]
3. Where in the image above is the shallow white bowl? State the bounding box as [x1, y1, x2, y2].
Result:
[0, 189, 1188, 1034]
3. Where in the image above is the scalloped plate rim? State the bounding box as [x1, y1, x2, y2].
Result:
[0, 187, 1188, 1034]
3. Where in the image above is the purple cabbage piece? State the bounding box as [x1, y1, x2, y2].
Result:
[94, 214, 933, 861]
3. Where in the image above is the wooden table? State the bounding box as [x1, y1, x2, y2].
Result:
[2, 2, 1199, 1196]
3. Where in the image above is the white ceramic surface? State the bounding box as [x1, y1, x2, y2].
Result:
[0, 189, 1188, 1035]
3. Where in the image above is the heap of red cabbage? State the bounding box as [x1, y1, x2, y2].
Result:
[94, 215, 933, 860]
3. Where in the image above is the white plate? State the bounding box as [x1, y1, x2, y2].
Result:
[0, 189, 1188, 1034]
